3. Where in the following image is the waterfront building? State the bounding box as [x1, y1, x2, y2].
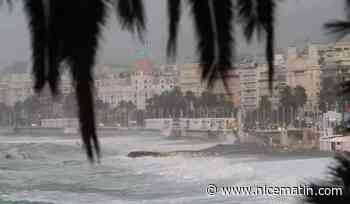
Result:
[211, 69, 241, 108]
[237, 63, 259, 111]
[179, 63, 206, 96]
[0, 72, 34, 106]
[96, 77, 134, 107]
[317, 41, 350, 65]
[286, 44, 321, 111]
[256, 63, 287, 109]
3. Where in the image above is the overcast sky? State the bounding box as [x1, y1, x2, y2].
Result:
[0, 0, 346, 67]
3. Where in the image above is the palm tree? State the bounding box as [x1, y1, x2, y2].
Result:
[0, 0, 325, 160]
[0, 0, 275, 162]
[0, 1, 347, 202]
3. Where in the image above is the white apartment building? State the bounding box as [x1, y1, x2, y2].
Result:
[286, 44, 321, 111]
[0, 72, 34, 106]
[256, 63, 287, 109]
[131, 70, 155, 110]
[0, 82, 8, 105]
[179, 63, 206, 96]
[95, 61, 179, 110]
[317, 41, 350, 64]
[238, 64, 259, 111]
[317, 41, 350, 81]
[152, 75, 177, 95]
[237, 53, 288, 111]
[96, 77, 134, 107]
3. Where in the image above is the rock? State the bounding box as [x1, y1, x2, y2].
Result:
[5, 153, 15, 160]
[127, 151, 169, 158]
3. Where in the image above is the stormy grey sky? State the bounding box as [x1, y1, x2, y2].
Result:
[0, 0, 346, 67]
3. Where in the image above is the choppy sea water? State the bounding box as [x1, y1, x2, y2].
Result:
[0, 132, 333, 204]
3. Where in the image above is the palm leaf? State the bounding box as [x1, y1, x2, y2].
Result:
[258, 0, 275, 90]
[24, 0, 107, 162]
[325, 0, 350, 39]
[188, 0, 234, 87]
[0, 0, 13, 8]
[24, 0, 47, 93]
[115, 0, 146, 38]
[237, 0, 257, 42]
[211, 0, 234, 86]
[325, 21, 350, 40]
[167, 0, 181, 59]
[62, 0, 107, 162]
[238, 0, 275, 90]
[188, 0, 216, 83]
[305, 153, 350, 203]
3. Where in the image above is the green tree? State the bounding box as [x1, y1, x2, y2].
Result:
[114, 100, 136, 127]
[279, 85, 307, 109]
[294, 85, 307, 109]
[259, 95, 272, 113]
[0, 103, 11, 126]
[280, 86, 294, 108]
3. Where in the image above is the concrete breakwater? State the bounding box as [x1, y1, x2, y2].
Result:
[1, 127, 140, 136]
[0, 127, 235, 142]
[127, 143, 333, 159]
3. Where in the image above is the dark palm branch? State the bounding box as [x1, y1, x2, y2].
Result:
[24, 0, 47, 93]
[305, 153, 350, 203]
[325, 0, 350, 39]
[17, 0, 279, 161]
[64, 0, 107, 162]
[212, 0, 234, 90]
[238, 0, 275, 90]
[188, 0, 215, 84]
[0, 0, 12, 8]
[115, 0, 146, 38]
[24, 0, 108, 162]
[188, 0, 235, 87]
[167, 0, 181, 59]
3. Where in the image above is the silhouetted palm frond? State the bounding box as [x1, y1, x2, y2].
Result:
[65, 0, 107, 162]
[24, 0, 47, 92]
[325, 21, 350, 40]
[0, 0, 12, 8]
[238, 0, 275, 90]
[188, 0, 215, 83]
[167, 0, 181, 59]
[17, 0, 279, 161]
[305, 153, 350, 203]
[212, 0, 234, 84]
[115, 0, 146, 38]
[325, 0, 350, 39]
[188, 0, 235, 87]
[339, 80, 350, 95]
[24, 0, 108, 162]
[238, 0, 256, 42]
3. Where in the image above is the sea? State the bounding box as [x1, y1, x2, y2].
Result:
[0, 132, 333, 204]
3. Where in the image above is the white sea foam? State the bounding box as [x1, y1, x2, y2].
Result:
[0, 133, 333, 204]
